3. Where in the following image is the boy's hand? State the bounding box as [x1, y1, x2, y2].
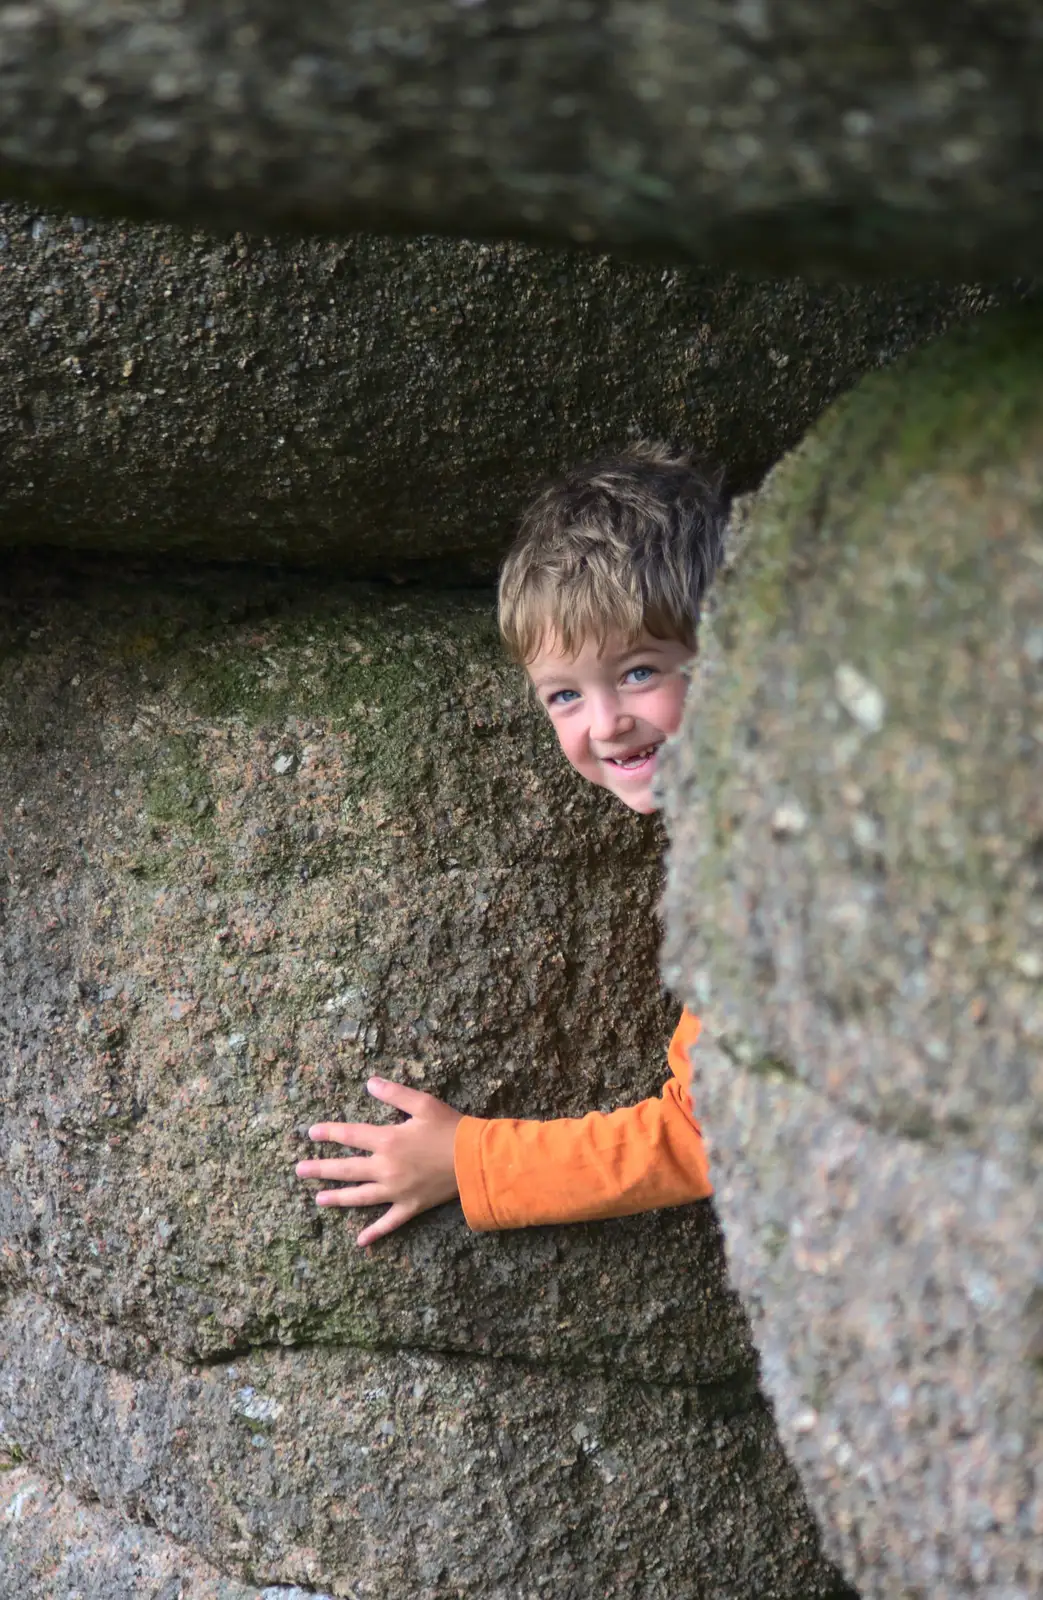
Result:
[295, 1077, 462, 1248]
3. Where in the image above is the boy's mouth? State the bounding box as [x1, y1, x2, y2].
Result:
[605, 743, 659, 772]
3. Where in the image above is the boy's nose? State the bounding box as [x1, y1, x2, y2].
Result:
[588, 696, 634, 743]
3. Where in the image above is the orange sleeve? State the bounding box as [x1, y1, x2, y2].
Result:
[453, 1008, 711, 1232]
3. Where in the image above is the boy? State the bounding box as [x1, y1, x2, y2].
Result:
[295, 442, 724, 1246]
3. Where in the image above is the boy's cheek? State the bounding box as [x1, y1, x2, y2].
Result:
[548, 722, 573, 764]
[558, 735, 606, 789]
[658, 679, 692, 739]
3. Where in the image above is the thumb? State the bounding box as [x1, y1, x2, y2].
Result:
[366, 1075, 441, 1119]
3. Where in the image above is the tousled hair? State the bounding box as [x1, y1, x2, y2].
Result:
[498, 441, 726, 664]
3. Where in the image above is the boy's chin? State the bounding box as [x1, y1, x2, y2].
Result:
[579, 760, 660, 813]
[606, 782, 659, 815]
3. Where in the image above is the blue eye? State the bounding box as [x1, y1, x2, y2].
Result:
[625, 666, 655, 685]
[547, 688, 581, 706]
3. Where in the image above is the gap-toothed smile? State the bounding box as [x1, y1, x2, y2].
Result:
[605, 743, 659, 770]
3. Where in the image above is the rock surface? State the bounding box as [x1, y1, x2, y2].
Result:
[0, 1291, 847, 1600]
[0, 556, 851, 1598]
[1, 203, 1024, 571]
[661, 310, 1043, 1596]
[0, 1461, 278, 1600]
[2, 3, 1043, 276]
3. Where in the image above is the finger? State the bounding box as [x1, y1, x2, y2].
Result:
[356, 1202, 416, 1248]
[307, 1121, 382, 1150]
[366, 1076, 440, 1118]
[296, 1156, 374, 1182]
[315, 1182, 386, 1209]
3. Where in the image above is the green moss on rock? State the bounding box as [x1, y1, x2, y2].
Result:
[661, 306, 1043, 1597]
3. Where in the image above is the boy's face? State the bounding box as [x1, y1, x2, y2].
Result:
[526, 628, 694, 813]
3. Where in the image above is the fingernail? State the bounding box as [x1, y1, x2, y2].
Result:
[367, 1076, 383, 1090]
[316, 1194, 330, 1206]
[295, 1162, 310, 1175]
[308, 1124, 321, 1138]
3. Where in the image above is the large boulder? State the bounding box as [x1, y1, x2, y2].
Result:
[661, 310, 1043, 1596]
[1, 203, 1024, 572]
[1, 2, 1043, 277]
[0, 556, 852, 1597]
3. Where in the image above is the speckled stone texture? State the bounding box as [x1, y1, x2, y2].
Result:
[1, 203, 1023, 571]
[0, 1291, 842, 1600]
[661, 310, 1043, 1597]
[0, 1461, 278, 1600]
[2, 3, 1043, 276]
[0, 558, 851, 1598]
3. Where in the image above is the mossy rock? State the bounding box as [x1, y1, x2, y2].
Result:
[662, 309, 1043, 1595]
[0, 1291, 851, 1599]
[2, 3, 1043, 276]
[0, 555, 856, 1598]
[1, 555, 744, 1385]
[666, 308, 1043, 1149]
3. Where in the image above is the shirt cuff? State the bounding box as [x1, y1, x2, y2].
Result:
[453, 1115, 497, 1231]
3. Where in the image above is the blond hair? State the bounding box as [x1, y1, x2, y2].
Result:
[498, 441, 725, 664]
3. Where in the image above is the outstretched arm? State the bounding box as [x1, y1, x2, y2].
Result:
[455, 1078, 710, 1231]
[456, 1008, 710, 1229]
[295, 1010, 708, 1242]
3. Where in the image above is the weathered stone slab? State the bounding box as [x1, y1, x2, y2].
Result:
[0, 557, 750, 1384]
[661, 310, 1043, 1595]
[0, 204, 1020, 569]
[0, 1462, 279, 1600]
[2, 3, 1043, 276]
[0, 1292, 851, 1600]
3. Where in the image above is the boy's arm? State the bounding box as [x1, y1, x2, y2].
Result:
[296, 1010, 709, 1242]
[454, 1009, 711, 1231]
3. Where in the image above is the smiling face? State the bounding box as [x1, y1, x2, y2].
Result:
[526, 628, 695, 813]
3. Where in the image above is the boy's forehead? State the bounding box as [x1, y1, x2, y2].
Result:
[526, 628, 621, 674]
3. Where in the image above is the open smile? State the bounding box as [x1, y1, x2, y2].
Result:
[604, 742, 660, 773]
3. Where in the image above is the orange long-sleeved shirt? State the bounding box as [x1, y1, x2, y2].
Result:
[453, 1008, 711, 1231]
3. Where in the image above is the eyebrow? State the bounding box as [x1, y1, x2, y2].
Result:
[610, 641, 676, 666]
[528, 671, 574, 692]
[530, 642, 673, 682]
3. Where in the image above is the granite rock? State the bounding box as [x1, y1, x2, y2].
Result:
[0, 1291, 850, 1599]
[0, 558, 731, 1375]
[0, 202, 1025, 569]
[0, 557, 853, 1595]
[0, 1461, 276, 1600]
[661, 310, 1043, 1596]
[1, 3, 1043, 276]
